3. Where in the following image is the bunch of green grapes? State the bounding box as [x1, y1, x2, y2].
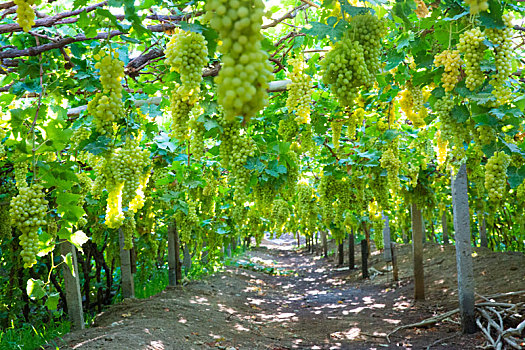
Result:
[337, 177, 354, 210]
[434, 50, 462, 92]
[128, 172, 151, 213]
[271, 199, 290, 235]
[90, 155, 108, 198]
[435, 130, 448, 166]
[219, 117, 240, 168]
[465, 0, 489, 14]
[322, 38, 370, 106]
[71, 126, 91, 150]
[486, 13, 514, 105]
[283, 151, 299, 199]
[435, 96, 470, 161]
[319, 175, 338, 224]
[278, 117, 299, 142]
[370, 169, 389, 210]
[0, 204, 11, 239]
[176, 197, 199, 243]
[400, 82, 428, 128]
[108, 137, 151, 207]
[286, 57, 312, 124]
[300, 124, 315, 154]
[296, 183, 315, 219]
[205, 0, 273, 122]
[476, 125, 496, 145]
[105, 181, 125, 229]
[458, 28, 486, 91]
[169, 86, 198, 141]
[218, 116, 255, 205]
[331, 119, 343, 150]
[10, 183, 48, 268]
[121, 212, 136, 250]
[13, 160, 28, 189]
[189, 118, 206, 159]
[95, 52, 125, 92]
[14, 0, 36, 32]
[348, 13, 387, 76]
[254, 181, 277, 214]
[165, 29, 209, 92]
[484, 151, 511, 204]
[380, 147, 401, 190]
[347, 108, 365, 139]
[88, 52, 125, 135]
[511, 153, 524, 168]
[517, 181, 525, 205]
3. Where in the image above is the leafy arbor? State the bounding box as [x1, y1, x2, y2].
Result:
[0, 0, 524, 343]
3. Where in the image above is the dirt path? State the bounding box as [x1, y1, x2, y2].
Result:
[51, 237, 525, 350]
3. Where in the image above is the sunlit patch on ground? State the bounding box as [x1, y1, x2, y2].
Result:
[143, 340, 164, 350]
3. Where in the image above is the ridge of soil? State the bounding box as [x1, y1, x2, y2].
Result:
[48, 238, 525, 350]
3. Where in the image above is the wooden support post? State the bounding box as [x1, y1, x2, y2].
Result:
[349, 229, 355, 269]
[306, 234, 310, 251]
[382, 212, 392, 262]
[411, 203, 425, 301]
[118, 229, 135, 298]
[321, 230, 328, 258]
[167, 222, 177, 286]
[391, 243, 399, 282]
[297, 232, 300, 247]
[361, 239, 369, 279]
[452, 164, 477, 334]
[60, 240, 84, 331]
[182, 243, 191, 275]
[338, 240, 344, 266]
[442, 211, 449, 244]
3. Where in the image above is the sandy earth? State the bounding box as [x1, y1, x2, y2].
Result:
[47, 236, 525, 350]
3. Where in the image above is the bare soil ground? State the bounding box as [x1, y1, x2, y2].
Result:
[48, 237, 525, 350]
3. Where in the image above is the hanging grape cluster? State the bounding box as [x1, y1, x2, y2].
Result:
[88, 52, 125, 135]
[322, 14, 385, 106]
[271, 199, 290, 235]
[464, 0, 489, 14]
[71, 126, 91, 151]
[435, 130, 448, 166]
[347, 108, 365, 139]
[318, 175, 338, 225]
[322, 40, 369, 106]
[103, 137, 151, 229]
[14, 0, 36, 32]
[487, 14, 514, 106]
[10, 183, 48, 268]
[286, 57, 312, 124]
[331, 119, 343, 150]
[189, 118, 206, 160]
[165, 29, 209, 93]
[484, 151, 511, 204]
[218, 116, 255, 206]
[278, 117, 299, 142]
[380, 146, 401, 190]
[349, 14, 387, 76]
[205, 0, 273, 122]
[284, 151, 299, 200]
[254, 181, 278, 215]
[476, 125, 496, 145]
[400, 82, 427, 127]
[458, 28, 486, 91]
[164, 30, 208, 141]
[434, 50, 462, 92]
